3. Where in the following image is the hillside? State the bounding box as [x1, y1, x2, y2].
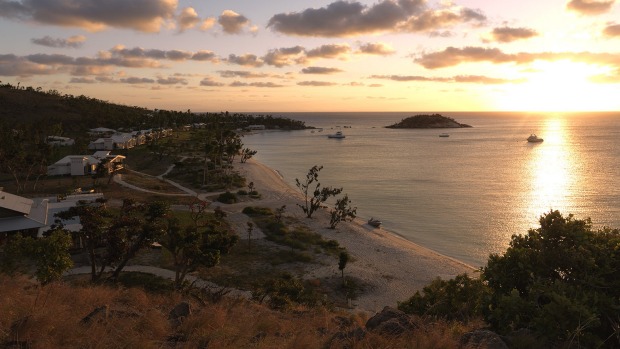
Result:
[385, 114, 472, 129]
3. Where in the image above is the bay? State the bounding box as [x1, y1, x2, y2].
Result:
[242, 112, 620, 266]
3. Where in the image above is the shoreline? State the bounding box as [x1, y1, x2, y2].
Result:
[234, 158, 476, 312]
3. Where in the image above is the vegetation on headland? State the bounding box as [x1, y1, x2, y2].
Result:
[385, 114, 472, 129]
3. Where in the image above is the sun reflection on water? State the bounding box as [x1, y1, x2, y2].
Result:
[526, 118, 576, 223]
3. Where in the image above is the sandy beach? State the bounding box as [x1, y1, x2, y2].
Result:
[223, 159, 476, 313]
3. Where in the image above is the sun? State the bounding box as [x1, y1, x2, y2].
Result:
[493, 60, 619, 111]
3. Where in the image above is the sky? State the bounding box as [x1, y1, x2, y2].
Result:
[2, 0, 620, 112]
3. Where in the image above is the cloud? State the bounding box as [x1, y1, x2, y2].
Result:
[200, 17, 216, 31]
[267, 0, 485, 37]
[157, 76, 188, 85]
[120, 77, 156, 84]
[603, 23, 620, 37]
[177, 7, 200, 32]
[200, 77, 225, 87]
[370, 74, 523, 84]
[400, 8, 486, 32]
[306, 44, 351, 59]
[0, 0, 177, 32]
[262, 46, 305, 67]
[301, 66, 343, 74]
[229, 81, 284, 87]
[415, 46, 514, 68]
[31, 35, 86, 48]
[69, 77, 96, 83]
[297, 81, 339, 86]
[0, 54, 57, 76]
[218, 70, 270, 78]
[191, 50, 219, 62]
[487, 27, 538, 43]
[566, 0, 615, 15]
[218, 10, 252, 34]
[226, 54, 263, 67]
[357, 42, 396, 55]
[415, 46, 620, 69]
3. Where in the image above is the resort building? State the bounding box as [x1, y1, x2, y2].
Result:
[0, 188, 103, 244]
[46, 136, 75, 146]
[47, 151, 125, 176]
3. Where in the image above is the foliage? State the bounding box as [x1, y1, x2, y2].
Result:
[482, 210, 620, 347]
[251, 272, 323, 309]
[159, 212, 238, 289]
[329, 194, 357, 229]
[338, 251, 349, 282]
[0, 229, 73, 285]
[295, 165, 342, 218]
[240, 148, 257, 163]
[274, 205, 286, 223]
[398, 274, 490, 322]
[242, 206, 273, 216]
[217, 191, 237, 204]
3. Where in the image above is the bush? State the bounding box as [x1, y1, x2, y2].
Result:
[242, 206, 273, 216]
[398, 274, 489, 322]
[216, 191, 237, 204]
[237, 189, 248, 195]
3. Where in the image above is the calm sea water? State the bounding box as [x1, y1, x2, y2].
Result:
[242, 112, 620, 266]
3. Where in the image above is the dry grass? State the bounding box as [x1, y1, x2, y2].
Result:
[0, 274, 476, 349]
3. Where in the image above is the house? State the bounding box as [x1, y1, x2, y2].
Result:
[0, 188, 104, 245]
[88, 133, 135, 150]
[0, 189, 46, 241]
[46, 136, 75, 146]
[47, 151, 125, 176]
[88, 127, 116, 137]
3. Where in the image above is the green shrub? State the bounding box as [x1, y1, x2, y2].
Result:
[237, 189, 248, 195]
[242, 206, 273, 216]
[217, 191, 237, 204]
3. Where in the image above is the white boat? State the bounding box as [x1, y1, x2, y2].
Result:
[527, 134, 544, 143]
[439, 133, 450, 137]
[328, 131, 345, 139]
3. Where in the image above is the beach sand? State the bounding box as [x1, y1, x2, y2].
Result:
[224, 159, 476, 313]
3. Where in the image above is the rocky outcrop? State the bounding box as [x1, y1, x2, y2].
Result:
[459, 329, 509, 349]
[386, 114, 472, 129]
[365, 306, 418, 336]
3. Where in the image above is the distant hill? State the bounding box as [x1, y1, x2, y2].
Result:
[0, 83, 308, 134]
[386, 114, 472, 129]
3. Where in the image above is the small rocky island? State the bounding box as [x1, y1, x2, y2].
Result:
[385, 114, 472, 128]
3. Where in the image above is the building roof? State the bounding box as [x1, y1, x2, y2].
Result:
[0, 190, 33, 216]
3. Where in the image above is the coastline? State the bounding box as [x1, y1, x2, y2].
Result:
[233, 158, 476, 312]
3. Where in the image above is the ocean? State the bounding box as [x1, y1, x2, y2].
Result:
[242, 112, 620, 266]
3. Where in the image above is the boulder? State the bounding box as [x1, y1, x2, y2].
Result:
[365, 306, 416, 335]
[169, 301, 191, 326]
[460, 329, 509, 349]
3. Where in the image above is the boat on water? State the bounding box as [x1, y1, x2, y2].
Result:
[439, 133, 450, 137]
[368, 218, 382, 228]
[327, 131, 346, 139]
[527, 134, 544, 143]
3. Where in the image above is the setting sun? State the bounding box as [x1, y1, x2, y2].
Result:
[494, 60, 617, 111]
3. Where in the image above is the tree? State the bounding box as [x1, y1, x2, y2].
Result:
[240, 148, 257, 163]
[274, 205, 286, 223]
[338, 251, 349, 285]
[55, 198, 112, 282]
[482, 210, 620, 347]
[160, 206, 239, 289]
[0, 228, 73, 285]
[329, 194, 357, 229]
[295, 165, 342, 218]
[246, 221, 254, 252]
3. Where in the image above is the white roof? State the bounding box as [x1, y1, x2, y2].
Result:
[0, 190, 33, 215]
[92, 151, 111, 159]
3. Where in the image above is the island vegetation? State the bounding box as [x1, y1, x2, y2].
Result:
[385, 114, 472, 129]
[1, 85, 619, 348]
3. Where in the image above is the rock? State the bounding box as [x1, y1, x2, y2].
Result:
[169, 301, 191, 326]
[460, 329, 509, 349]
[365, 306, 416, 335]
[81, 305, 109, 324]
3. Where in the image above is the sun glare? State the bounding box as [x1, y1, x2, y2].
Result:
[494, 60, 617, 111]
